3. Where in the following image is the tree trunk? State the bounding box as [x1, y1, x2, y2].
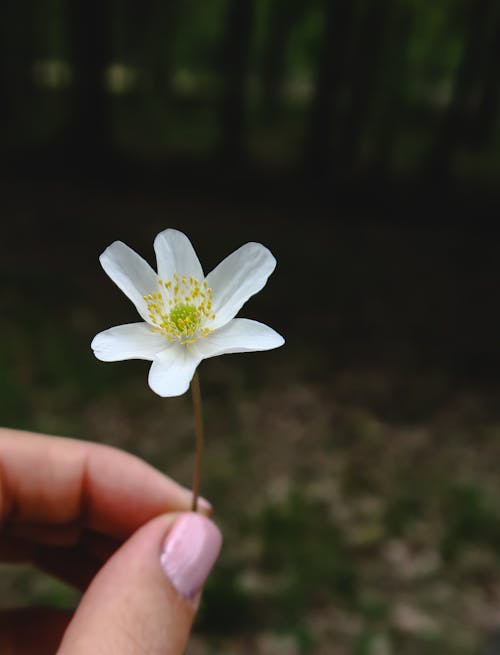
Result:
[302, 0, 359, 177]
[62, 0, 113, 171]
[0, 14, 11, 154]
[422, 0, 495, 183]
[119, 0, 181, 100]
[334, 0, 393, 177]
[469, 8, 500, 148]
[0, 1, 38, 155]
[216, 0, 255, 164]
[260, 0, 308, 125]
[370, 3, 414, 178]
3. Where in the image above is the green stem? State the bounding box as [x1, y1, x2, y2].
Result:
[190, 370, 204, 512]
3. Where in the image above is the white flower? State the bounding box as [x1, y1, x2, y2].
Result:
[91, 228, 285, 397]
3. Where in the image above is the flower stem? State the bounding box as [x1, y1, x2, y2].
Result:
[190, 370, 204, 512]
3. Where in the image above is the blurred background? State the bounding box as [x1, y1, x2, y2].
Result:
[1, 1, 500, 653]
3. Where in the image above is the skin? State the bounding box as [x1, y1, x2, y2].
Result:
[0, 427, 214, 655]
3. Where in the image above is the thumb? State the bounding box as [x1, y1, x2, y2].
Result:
[57, 512, 222, 655]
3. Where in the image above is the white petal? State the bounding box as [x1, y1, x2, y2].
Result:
[148, 345, 201, 397]
[205, 243, 277, 329]
[153, 229, 204, 283]
[100, 241, 158, 322]
[91, 322, 167, 361]
[193, 318, 285, 359]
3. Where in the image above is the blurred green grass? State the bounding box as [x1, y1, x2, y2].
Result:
[1, 181, 500, 654]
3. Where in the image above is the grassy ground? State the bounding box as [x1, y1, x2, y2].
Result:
[1, 178, 500, 654]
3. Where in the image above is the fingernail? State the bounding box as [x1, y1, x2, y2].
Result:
[160, 513, 222, 604]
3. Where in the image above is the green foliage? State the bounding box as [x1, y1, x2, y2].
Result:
[0, 564, 79, 611]
[384, 473, 426, 536]
[257, 491, 357, 615]
[197, 565, 256, 635]
[171, 1, 228, 74]
[440, 482, 500, 561]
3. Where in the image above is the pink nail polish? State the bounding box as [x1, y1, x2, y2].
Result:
[160, 513, 222, 603]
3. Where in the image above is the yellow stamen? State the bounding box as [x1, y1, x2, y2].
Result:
[143, 275, 215, 346]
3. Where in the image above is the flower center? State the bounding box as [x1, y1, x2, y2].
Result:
[169, 303, 200, 332]
[143, 274, 215, 346]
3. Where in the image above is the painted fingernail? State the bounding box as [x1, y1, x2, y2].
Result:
[160, 513, 222, 604]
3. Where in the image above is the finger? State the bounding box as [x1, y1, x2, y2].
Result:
[0, 608, 72, 655]
[0, 531, 121, 591]
[0, 427, 211, 540]
[0, 530, 119, 564]
[58, 512, 222, 655]
[34, 532, 120, 590]
[33, 544, 103, 591]
[3, 522, 120, 554]
[0, 535, 101, 590]
[4, 521, 83, 546]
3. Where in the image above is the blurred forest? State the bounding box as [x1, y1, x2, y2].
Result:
[1, 0, 500, 207]
[1, 1, 500, 654]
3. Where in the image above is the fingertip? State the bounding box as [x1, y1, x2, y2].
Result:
[196, 496, 213, 516]
[58, 512, 222, 654]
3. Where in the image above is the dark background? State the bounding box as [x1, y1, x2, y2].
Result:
[1, 2, 500, 654]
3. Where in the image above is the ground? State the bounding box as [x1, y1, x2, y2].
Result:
[1, 177, 500, 654]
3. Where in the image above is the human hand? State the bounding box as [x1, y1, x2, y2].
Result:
[0, 427, 222, 654]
